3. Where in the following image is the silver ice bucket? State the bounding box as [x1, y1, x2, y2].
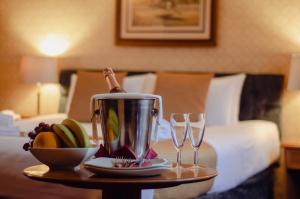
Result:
[90, 93, 162, 159]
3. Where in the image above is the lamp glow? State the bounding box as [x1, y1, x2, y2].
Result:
[38, 34, 69, 56]
[41, 83, 59, 94]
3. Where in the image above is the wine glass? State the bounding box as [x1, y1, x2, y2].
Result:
[187, 113, 206, 170]
[170, 113, 189, 170]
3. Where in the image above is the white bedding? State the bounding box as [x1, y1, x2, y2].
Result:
[14, 113, 68, 133]
[2, 115, 280, 196]
[205, 120, 280, 192]
[14, 113, 97, 138]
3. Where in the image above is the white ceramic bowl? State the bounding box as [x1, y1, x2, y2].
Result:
[30, 147, 98, 170]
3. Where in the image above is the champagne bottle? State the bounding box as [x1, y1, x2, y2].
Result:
[103, 67, 126, 93]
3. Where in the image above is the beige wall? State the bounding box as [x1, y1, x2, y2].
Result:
[0, 0, 300, 140]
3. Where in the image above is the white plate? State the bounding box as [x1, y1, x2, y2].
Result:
[84, 157, 171, 176]
[84, 164, 171, 177]
[84, 157, 170, 170]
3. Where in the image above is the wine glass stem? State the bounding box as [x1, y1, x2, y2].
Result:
[177, 149, 182, 168]
[194, 149, 199, 167]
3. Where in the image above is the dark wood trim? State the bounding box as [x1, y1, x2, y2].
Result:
[282, 143, 300, 199]
[115, 0, 217, 47]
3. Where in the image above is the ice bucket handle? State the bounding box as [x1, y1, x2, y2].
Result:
[151, 94, 163, 123]
[90, 93, 163, 145]
[151, 95, 162, 143]
[90, 97, 101, 145]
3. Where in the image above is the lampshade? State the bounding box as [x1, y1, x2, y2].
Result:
[20, 56, 58, 84]
[288, 54, 300, 90]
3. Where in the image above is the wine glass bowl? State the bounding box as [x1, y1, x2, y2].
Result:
[170, 113, 189, 169]
[187, 113, 206, 169]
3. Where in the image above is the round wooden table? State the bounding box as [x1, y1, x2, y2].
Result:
[23, 164, 217, 199]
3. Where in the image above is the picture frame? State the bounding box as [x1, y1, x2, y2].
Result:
[116, 0, 216, 46]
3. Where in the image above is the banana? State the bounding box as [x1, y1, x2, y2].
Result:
[107, 109, 119, 141]
[52, 124, 78, 148]
[62, 119, 91, 148]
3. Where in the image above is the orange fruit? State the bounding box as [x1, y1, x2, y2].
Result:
[33, 132, 62, 148]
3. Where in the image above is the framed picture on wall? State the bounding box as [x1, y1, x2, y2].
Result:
[116, 0, 216, 46]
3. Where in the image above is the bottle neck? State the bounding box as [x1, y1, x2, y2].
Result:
[103, 67, 125, 93]
[105, 74, 122, 92]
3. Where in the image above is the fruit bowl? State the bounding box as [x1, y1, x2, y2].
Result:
[30, 147, 98, 170]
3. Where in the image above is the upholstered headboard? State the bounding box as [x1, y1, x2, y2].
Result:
[59, 70, 284, 130]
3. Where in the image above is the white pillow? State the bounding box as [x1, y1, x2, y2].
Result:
[205, 74, 246, 126]
[123, 73, 157, 93]
[143, 73, 157, 94]
[65, 74, 78, 115]
[123, 74, 146, 93]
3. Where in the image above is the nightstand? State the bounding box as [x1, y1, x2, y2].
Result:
[282, 142, 300, 199]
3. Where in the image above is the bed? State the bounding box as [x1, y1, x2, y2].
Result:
[0, 70, 284, 199]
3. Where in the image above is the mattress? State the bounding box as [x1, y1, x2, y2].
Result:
[1, 115, 280, 196]
[14, 113, 68, 133]
[14, 113, 97, 138]
[205, 120, 280, 192]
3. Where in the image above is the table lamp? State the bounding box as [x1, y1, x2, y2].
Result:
[288, 54, 300, 90]
[20, 56, 58, 115]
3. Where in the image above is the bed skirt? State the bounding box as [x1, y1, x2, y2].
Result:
[198, 164, 278, 199]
